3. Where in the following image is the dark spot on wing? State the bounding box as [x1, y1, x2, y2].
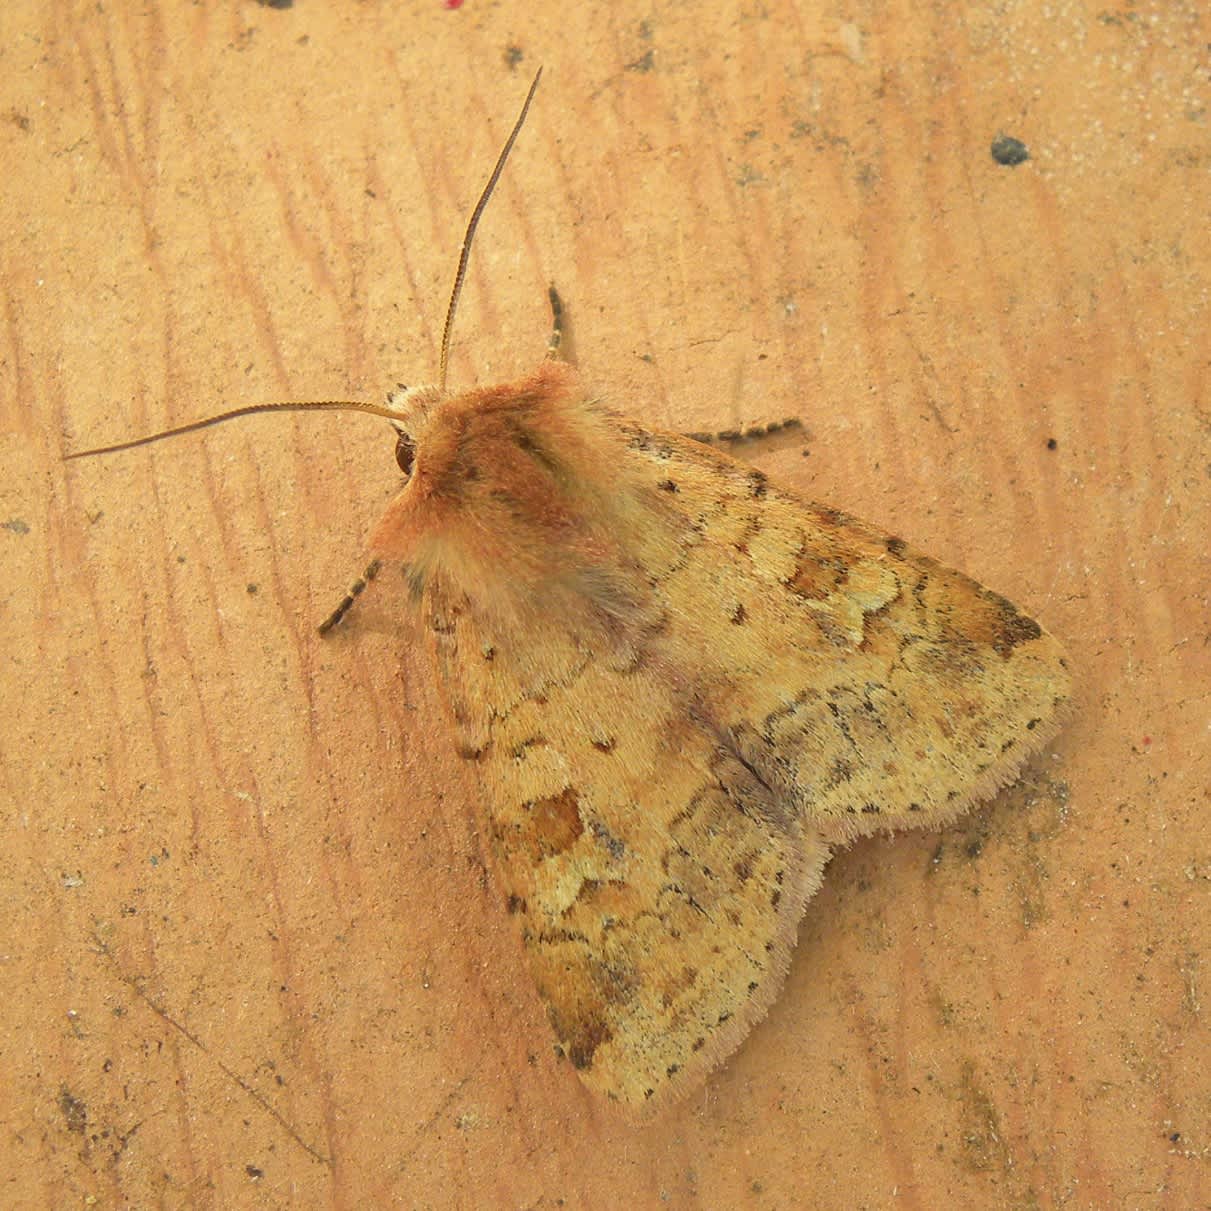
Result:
[516, 787, 585, 861]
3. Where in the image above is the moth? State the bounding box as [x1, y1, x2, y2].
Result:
[66, 70, 1071, 1108]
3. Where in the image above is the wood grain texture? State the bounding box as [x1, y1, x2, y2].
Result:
[2, 1, 1206, 1207]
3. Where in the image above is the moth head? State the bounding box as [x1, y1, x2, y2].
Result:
[368, 359, 624, 558]
[385, 384, 445, 478]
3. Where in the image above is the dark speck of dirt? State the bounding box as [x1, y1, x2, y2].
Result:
[256, 0, 293, 8]
[58, 1086, 87, 1135]
[2, 518, 29, 535]
[991, 135, 1030, 166]
[1047, 437, 1058, 451]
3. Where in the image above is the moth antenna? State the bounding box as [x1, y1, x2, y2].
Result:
[65, 72, 543, 461]
[438, 66, 543, 392]
[62, 399, 409, 461]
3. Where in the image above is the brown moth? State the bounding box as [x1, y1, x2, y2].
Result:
[66, 71, 1071, 1108]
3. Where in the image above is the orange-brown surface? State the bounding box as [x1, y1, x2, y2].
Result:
[2, 2, 1207, 1208]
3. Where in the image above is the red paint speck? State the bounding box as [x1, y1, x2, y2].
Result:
[445, 0, 463, 8]
[1141, 736, 1152, 747]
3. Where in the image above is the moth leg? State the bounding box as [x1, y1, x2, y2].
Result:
[318, 558, 382, 636]
[685, 417, 803, 444]
[546, 284, 564, 359]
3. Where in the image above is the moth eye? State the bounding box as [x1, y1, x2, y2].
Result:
[395, 432, 416, 476]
